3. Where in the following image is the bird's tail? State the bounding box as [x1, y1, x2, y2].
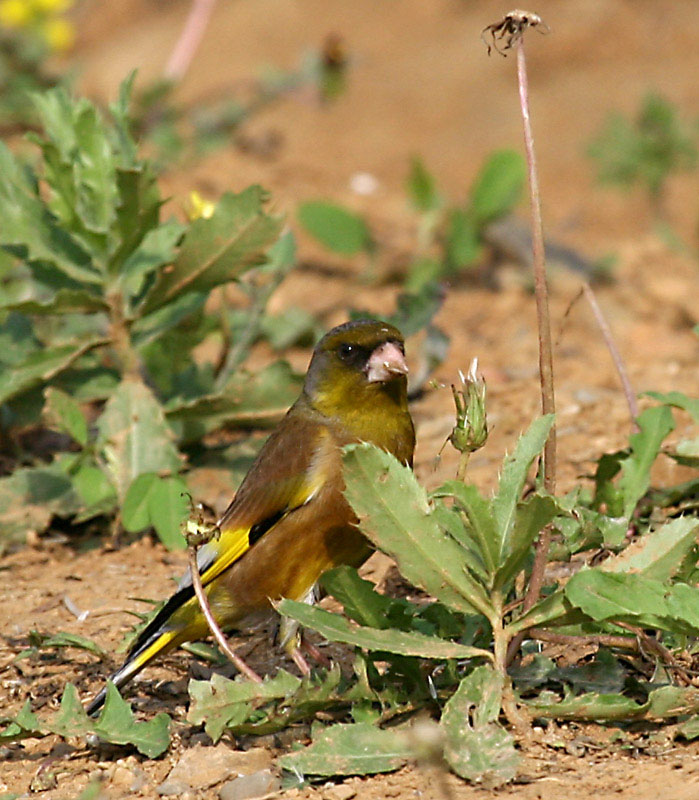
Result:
[85, 584, 200, 716]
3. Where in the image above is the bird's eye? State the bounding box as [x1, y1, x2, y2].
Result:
[338, 343, 355, 361]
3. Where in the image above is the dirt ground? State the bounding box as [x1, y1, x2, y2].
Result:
[2, 0, 699, 797]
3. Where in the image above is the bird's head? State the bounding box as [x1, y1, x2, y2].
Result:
[303, 319, 409, 416]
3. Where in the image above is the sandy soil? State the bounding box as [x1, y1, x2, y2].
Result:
[2, 0, 699, 797]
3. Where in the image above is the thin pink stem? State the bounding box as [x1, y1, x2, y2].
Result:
[582, 281, 640, 430]
[164, 0, 218, 83]
[187, 546, 263, 683]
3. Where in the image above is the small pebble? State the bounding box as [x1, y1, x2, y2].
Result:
[218, 769, 280, 800]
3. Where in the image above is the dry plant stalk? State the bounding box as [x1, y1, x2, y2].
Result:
[186, 543, 263, 684]
[164, 0, 218, 83]
[581, 281, 640, 429]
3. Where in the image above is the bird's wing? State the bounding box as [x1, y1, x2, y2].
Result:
[181, 409, 332, 590]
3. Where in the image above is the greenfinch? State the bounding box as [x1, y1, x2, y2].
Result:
[86, 319, 415, 714]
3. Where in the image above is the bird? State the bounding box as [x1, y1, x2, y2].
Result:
[85, 319, 415, 714]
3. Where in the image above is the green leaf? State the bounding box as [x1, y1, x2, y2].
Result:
[0, 336, 107, 405]
[342, 443, 493, 618]
[320, 566, 399, 629]
[618, 405, 675, 519]
[406, 157, 441, 212]
[34, 631, 106, 657]
[279, 722, 411, 777]
[506, 590, 576, 635]
[188, 671, 301, 742]
[446, 208, 481, 269]
[441, 666, 519, 785]
[143, 187, 282, 312]
[387, 282, 444, 338]
[495, 493, 562, 591]
[0, 143, 100, 286]
[121, 218, 184, 306]
[469, 150, 526, 225]
[121, 473, 159, 532]
[50, 683, 93, 739]
[601, 516, 699, 581]
[646, 390, 699, 424]
[94, 682, 170, 758]
[492, 416, 554, 562]
[526, 691, 642, 721]
[277, 598, 492, 661]
[97, 378, 182, 501]
[147, 475, 189, 550]
[564, 570, 675, 630]
[435, 482, 498, 575]
[298, 201, 370, 255]
[44, 387, 88, 446]
[0, 289, 108, 315]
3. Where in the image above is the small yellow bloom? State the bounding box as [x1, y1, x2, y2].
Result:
[187, 191, 216, 221]
[42, 16, 74, 51]
[0, 0, 33, 28]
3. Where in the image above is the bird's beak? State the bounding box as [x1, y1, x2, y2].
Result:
[365, 342, 409, 383]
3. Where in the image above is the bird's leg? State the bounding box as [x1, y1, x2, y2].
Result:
[278, 584, 326, 676]
[301, 634, 331, 667]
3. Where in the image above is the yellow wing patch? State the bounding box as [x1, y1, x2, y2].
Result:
[199, 527, 253, 587]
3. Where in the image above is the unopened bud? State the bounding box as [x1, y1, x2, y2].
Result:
[449, 358, 488, 454]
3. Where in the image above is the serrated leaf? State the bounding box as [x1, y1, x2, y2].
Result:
[647, 391, 699, 423]
[298, 201, 370, 255]
[94, 682, 170, 757]
[564, 570, 679, 630]
[0, 143, 100, 285]
[601, 516, 699, 581]
[387, 282, 444, 338]
[618, 406, 675, 519]
[188, 671, 301, 742]
[44, 387, 88, 446]
[143, 187, 282, 312]
[277, 598, 492, 661]
[469, 150, 526, 225]
[492, 415, 555, 561]
[97, 379, 182, 501]
[0, 337, 108, 405]
[435, 482, 498, 575]
[0, 289, 108, 315]
[279, 722, 410, 776]
[494, 493, 562, 591]
[50, 683, 93, 738]
[441, 666, 519, 785]
[342, 443, 493, 618]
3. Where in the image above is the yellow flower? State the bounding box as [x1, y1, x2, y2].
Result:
[187, 191, 216, 221]
[0, 0, 33, 28]
[42, 16, 74, 51]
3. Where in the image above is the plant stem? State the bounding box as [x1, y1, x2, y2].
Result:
[107, 293, 140, 380]
[455, 451, 470, 482]
[491, 593, 530, 735]
[164, 0, 217, 83]
[186, 545, 263, 683]
[582, 281, 639, 430]
[516, 37, 556, 625]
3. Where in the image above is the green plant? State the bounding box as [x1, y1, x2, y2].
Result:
[588, 93, 698, 216]
[297, 149, 526, 291]
[0, 76, 302, 550]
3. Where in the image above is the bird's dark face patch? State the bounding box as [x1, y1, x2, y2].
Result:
[303, 319, 409, 406]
